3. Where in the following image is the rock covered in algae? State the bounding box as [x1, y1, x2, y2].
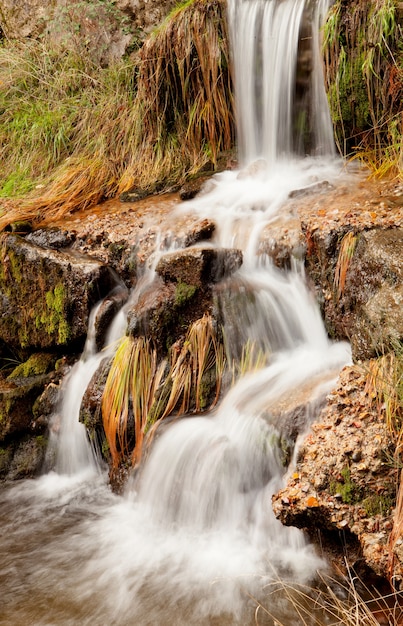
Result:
[302, 222, 403, 361]
[0, 233, 116, 352]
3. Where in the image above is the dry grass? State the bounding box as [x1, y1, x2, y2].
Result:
[135, 0, 233, 168]
[388, 469, 403, 584]
[0, 0, 234, 230]
[365, 347, 403, 586]
[365, 350, 403, 450]
[251, 567, 403, 625]
[101, 336, 166, 468]
[334, 232, 357, 300]
[101, 314, 226, 468]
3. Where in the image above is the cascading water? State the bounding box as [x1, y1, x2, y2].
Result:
[0, 2, 354, 625]
[228, 0, 334, 165]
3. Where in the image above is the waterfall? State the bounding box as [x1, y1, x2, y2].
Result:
[0, 3, 353, 625]
[228, 0, 334, 165]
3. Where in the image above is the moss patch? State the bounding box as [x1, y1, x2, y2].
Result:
[7, 353, 55, 379]
[36, 283, 71, 345]
[330, 467, 363, 504]
[174, 281, 197, 306]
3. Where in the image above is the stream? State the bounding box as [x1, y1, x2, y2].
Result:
[0, 1, 359, 624]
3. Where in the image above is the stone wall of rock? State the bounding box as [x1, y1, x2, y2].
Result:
[302, 221, 403, 361]
[0, 0, 177, 64]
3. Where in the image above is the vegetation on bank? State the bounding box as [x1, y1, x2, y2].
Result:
[0, 0, 233, 229]
[0, 0, 401, 229]
[324, 0, 403, 177]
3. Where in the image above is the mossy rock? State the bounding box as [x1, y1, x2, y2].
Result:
[0, 233, 116, 352]
[7, 353, 56, 380]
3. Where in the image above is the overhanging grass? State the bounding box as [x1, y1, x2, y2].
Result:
[0, 0, 234, 230]
[324, 0, 403, 178]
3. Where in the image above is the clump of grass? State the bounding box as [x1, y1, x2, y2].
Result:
[228, 337, 268, 384]
[135, 0, 234, 169]
[365, 348, 403, 450]
[101, 336, 166, 469]
[101, 313, 226, 469]
[324, 0, 403, 178]
[365, 345, 403, 584]
[334, 231, 357, 300]
[253, 568, 403, 625]
[0, 0, 234, 230]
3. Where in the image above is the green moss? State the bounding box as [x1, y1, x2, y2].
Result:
[7, 353, 54, 379]
[37, 282, 71, 345]
[330, 467, 362, 504]
[8, 249, 22, 283]
[362, 494, 393, 517]
[35, 435, 47, 449]
[174, 282, 197, 306]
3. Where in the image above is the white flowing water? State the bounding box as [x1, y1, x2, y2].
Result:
[0, 2, 355, 625]
[228, 0, 334, 165]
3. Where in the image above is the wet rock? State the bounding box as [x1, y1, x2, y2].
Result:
[272, 364, 398, 581]
[0, 233, 117, 352]
[179, 179, 205, 201]
[181, 219, 215, 247]
[343, 229, 403, 360]
[5, 434, 48, 480]
[288, 180, 334, 199]
[303, 225, 403, 361]
[79, 357, 111, 445]
[0, 372, 54, 441]
[32, 381, 62, 430]
[126, 277, 186, 353]
[94, 284, 129, 351]
[156, 247, 243, 287]
[26, 227, 76, 250]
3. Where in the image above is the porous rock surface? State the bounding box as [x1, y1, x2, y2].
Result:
[272, 363, 401, 584]
[0, 0, 177, 64]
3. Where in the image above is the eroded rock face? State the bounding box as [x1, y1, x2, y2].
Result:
[0, 234, 116, 353]
[304, 225, 403, 361]
[0, 0, 176, 64]
[272, 364, 399, 582]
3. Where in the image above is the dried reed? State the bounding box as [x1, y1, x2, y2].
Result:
[334, 232, 357, 300]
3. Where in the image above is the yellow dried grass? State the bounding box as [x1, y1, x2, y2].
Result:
[102, 313, 226, 469]
[334, 232, 357, 300]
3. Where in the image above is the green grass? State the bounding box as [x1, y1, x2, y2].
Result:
[324, 0, 403, 178]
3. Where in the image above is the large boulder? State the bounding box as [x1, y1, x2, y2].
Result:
[272, 364, 398, 582]
[0, 234, 116, 353]
[303, 226, 403, 361]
